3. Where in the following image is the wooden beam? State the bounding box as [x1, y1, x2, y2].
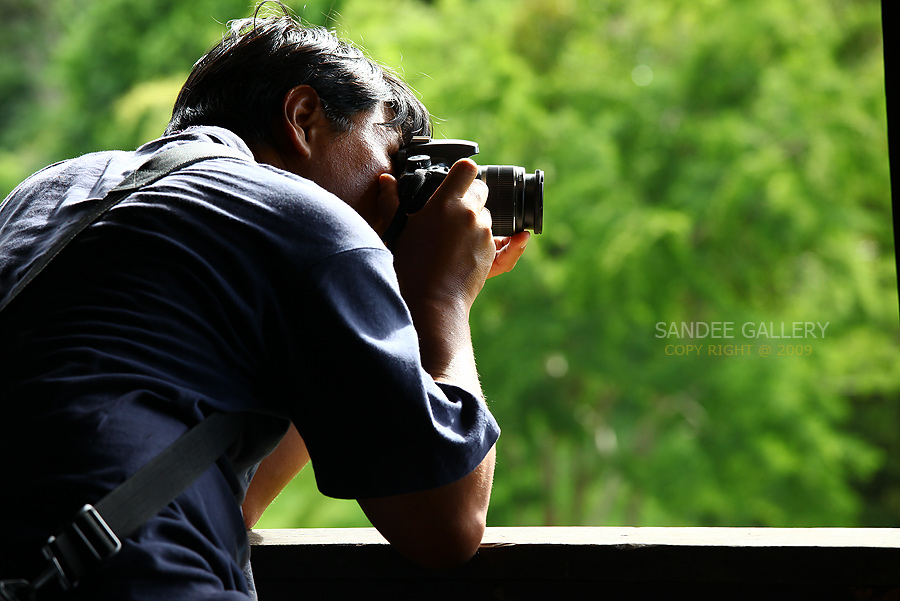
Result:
[249, 527, 900, 600]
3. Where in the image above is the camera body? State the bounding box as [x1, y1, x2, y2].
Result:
[395, 137, 543, 236]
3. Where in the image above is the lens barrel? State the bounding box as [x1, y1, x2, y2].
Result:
[478, 166, 544, 236]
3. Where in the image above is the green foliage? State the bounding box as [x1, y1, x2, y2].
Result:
[1, 0, 895, 529]
[325, 0, 895, 528]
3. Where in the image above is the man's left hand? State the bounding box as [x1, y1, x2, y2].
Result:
[487, 231, 530, 278]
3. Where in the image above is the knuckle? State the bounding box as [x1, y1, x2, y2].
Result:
[470, 181, 489, 203]
[481, 207, 493, 229]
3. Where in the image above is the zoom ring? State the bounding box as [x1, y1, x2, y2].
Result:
[480, 167, 518, 235]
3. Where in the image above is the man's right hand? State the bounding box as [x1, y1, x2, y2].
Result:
[391, 158, 496, 313]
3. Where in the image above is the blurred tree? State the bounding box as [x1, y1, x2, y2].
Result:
[0, 0, 61, 192]
[0, 0, 54, 145]
[0, 0, 343, 194]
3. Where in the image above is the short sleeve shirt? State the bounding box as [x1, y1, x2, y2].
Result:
[0, 126, 499, 600]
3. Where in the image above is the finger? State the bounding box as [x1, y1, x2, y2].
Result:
[487, 231, 530, 278]
[432, 159, 487, 209]
[378, 173, 399, 208]
[374, 173, 400, 235]
[379, 172, 398, 194]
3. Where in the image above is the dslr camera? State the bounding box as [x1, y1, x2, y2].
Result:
[394, 137, 543, 236]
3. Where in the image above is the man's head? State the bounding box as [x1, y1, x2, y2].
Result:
[165, 7, 430, 150]
[165, 5, 432, 231]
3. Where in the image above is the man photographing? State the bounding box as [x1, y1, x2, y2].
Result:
[0, 4, 529, 599]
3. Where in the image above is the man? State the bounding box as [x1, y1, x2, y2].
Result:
[0, 9, 529, 600]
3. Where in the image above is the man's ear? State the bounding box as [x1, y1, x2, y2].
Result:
[281, 85, 329, 158]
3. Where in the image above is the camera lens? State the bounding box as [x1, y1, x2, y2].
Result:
[477, 166, 543, 236]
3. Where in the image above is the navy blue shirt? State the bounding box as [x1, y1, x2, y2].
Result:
[0, 127, 499, 599]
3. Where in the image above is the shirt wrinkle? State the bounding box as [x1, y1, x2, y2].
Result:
[0, 124, 499, 600]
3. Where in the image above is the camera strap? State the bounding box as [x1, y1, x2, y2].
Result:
[381, 168, 428, 251]
[26, 411, 249, 597]
[0, 141, 249, 314]
[0, 142, 252, 600]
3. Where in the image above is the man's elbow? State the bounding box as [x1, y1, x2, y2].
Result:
[360, 448, 496, 568]
[404, 513, 487, 569]
[359, 493, 489, 569]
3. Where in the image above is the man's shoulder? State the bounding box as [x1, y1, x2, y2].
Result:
[4, 149, 130, 203]
[120, 129, 387, 269]
[176, 157, 381, 250]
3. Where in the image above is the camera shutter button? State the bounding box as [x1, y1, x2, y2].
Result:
[407, 155, 432, 170]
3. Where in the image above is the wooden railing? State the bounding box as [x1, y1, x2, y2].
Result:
[249, 527, 900, 600]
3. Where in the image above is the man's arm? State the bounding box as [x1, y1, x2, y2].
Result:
[242, 423, 309, 529]
[358, 445, 495, 568]
[243, 162, 524, 562]
[355, 160, 502, 567]
[388, 159, 496, 387]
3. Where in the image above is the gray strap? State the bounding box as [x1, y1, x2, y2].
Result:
[0, 142, 249, 314]
[111, 142, 248, 192]
[39, 412, 249, 592]
[1, 141, 254, 593]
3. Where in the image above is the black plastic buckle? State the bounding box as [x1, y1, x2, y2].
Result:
[0, 579, 35, 601]
[40, 505, 122, 591]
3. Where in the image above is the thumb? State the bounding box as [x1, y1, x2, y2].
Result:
[431, 159, 484, 209]
[374, 173, 400, 235]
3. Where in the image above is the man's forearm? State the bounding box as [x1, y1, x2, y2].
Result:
[407, 295, 483, 397]
[241, 424, 309, 529]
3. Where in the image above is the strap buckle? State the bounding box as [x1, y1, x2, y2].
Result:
[0, 579, 35, 601]
[39, 505, 122, 591]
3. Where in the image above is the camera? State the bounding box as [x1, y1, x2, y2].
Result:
[395, 137, 543, 236]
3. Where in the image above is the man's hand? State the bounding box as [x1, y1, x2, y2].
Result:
[488, 231, 530, 278]
[385, 159, 496, 390]
[380, 162, 530, 290]
[390, 159, 495, 311]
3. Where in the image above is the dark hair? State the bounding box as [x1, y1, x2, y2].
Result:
[165, 5, 431, 146]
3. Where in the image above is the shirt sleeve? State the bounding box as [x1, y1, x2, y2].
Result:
[283, 246, 500, 500]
